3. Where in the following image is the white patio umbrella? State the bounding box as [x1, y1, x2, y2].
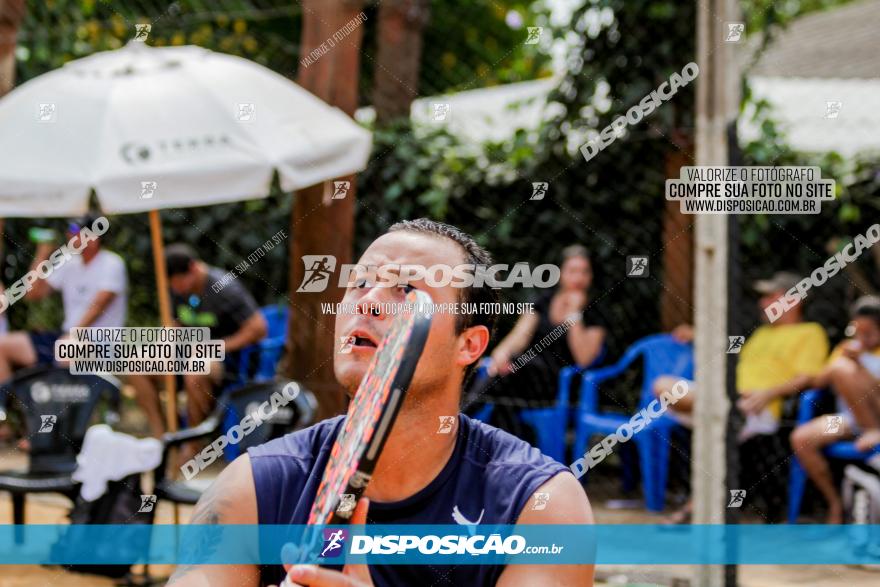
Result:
[0, 41, 372, 432]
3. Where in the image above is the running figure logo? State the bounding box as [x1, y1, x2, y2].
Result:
[134, 24, 151, 42]
[237, 103, 256, 122]
[138, 494, 157, 513]
[824, 414, 843, 434]
[437, 416, 456, 434]
[332, 181, 350, 200]
[530, 182, 549, 201]
[38, 415, 56, 433]
[297, 255, 337, 293]
[532, 492, 551, 510]
[727, 336, 745, 354]
[626, 256, 649, 278]
[525, 27, 543, 44]
[320, 528, 348, 558]
[339, 336, 355, 354]
[824, 101, 842, 120]
[432, 103, 451, 122]
[37, 103, 56, 122]
[336, 494, 356, 516]
[725, 23, 744, 42]
[141, 181, 158, 199]
[727, 489, 746, 508]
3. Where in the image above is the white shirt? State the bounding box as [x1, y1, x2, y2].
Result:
[46, 249, 128, 331]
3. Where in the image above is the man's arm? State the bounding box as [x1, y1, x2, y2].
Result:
[73, 290, 117, 329]
[168, 454, 262, 587]
[738, 373, 814, 414]
[24, 243, 55, 301]
[497, 472, 595, 587]
[567, 325, 605, 368]
[489, 313, 539, 375]
[223, 311, 268, 353]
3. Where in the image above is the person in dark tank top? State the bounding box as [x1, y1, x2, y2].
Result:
[167, 219, 594, 587]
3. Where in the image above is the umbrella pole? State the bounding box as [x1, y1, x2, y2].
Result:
[149, 210, 180, 525]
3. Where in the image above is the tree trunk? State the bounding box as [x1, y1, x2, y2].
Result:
[281, 0, 365, 421]
[0, 0, 25, 97]
[373, 0, 430, 125]
[661, 136, 695, 331]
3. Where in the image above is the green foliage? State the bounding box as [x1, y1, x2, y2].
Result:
[18, 0, 298, 81]
[11, 0, 550, 329]
[740, 0, 857, 35]
[359, 0, 696, 355]
[418, 0, 553, 94]
[18, 0, 551, 101]
[737, 85, 880, 338]
[10, 0, 874, 354]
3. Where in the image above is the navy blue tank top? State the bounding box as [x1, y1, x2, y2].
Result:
[247, 413, 568, 586]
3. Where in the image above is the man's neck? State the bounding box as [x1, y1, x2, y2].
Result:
[81, 248, 99, 264]
[364, 387, 461, 504]
[772, 314, 802, 327]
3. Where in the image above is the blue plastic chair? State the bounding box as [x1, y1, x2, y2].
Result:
[788, 388, 880, 523]
[572, 334, 694, 512]
[471, 350, 605, 463]
[222, 304, 289, 460]
[234, 304, 289, 384]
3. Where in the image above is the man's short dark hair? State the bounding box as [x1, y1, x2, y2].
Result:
[165, 243, 199, 277]
[386, 219, 500, 381]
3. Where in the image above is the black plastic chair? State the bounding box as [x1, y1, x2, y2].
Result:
[0, 365, 121, 528]
[154, 378, 316, 506]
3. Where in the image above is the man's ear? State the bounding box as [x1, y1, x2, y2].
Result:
[457, 324, 490, 370]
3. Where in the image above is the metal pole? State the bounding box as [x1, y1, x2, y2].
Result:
[693, 0, 740, 585]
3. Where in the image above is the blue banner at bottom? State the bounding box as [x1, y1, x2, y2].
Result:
[2, 524, 880, 565]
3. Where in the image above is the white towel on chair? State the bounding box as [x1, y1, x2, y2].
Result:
[737, 408, 779, 443]
[72, 424, 162, 502]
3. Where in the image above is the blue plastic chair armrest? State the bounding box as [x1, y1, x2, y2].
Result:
[580, 362, 630, 386]
[581, 344, 643, 385]
[557, 366, 583, 405]
[797, 388, 827, 424]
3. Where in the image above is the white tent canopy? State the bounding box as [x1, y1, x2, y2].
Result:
[0, 42, 371, 216]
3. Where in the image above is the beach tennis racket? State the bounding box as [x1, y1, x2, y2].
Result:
[281, 290, 432, 576]
[305, 289, 433, 527]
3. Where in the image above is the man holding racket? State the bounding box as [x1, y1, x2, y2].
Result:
[169, 219, 594, 586]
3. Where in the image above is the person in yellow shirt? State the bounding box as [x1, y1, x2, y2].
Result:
[652, 271, 829, 523]
[790, 295, 880, 524]
[654, 272, 829, 431]
[734, 271, 830, 432]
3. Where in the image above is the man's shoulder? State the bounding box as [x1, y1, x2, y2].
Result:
[796, 321, 828, 339]
[773, 321, 828, 343]
[460, 414, 567, 475]
[458, 415, 573, 523]
[206, 265, 257, 303]
[752, 321, 827, 340]
[96, 249, 125, 267]
[90, 250, 127, 279]
[244, 416, 345, 525]
[248, 415, 345, 467]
